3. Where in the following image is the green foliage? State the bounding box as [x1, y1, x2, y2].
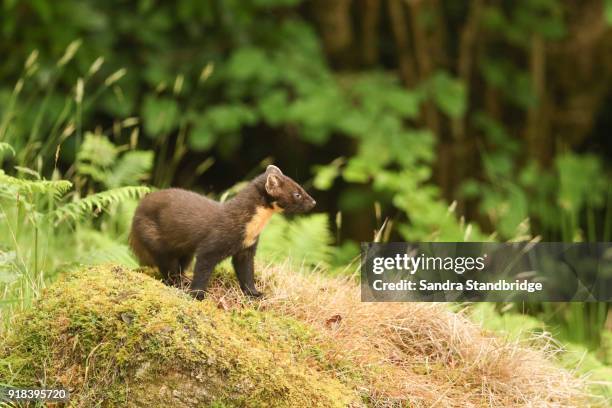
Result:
[560, 342, 612, 402]
[1, 2, 476, 242]
[465, 0, 611, 243]
[76, 132, 153, 189]
[142, 96, 180, 138]
[302, 70, 479, 242]
[312, 157, 344, 191]
[0, 1, 605, 245]
[428, 71, 467, 118]
[469, 303, 547, 341]
[463, 140, 612, 364]
[75, 229, 139, 267]
[606, 0, 612, 26]
[259, 214, 334, 268]
[463, 116, 611, 241]
[0, 140, 151, 326]
[106, 150, 154, 189]
[480, 58, 537, 109]
[0, 170, 72, 200]
[482, 0, 566, 45]
[557, 154, 608, 212]
[51, 186, 150, 224]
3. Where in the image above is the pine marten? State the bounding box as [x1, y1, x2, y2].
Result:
[129, 165, 316, 299]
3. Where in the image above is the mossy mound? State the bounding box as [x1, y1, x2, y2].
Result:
[0, 265, 358, 407]
[0, 264, 593, 407]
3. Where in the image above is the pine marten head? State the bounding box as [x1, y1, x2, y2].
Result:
[263, 165, 316, 213]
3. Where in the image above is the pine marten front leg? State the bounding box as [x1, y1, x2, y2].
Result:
[232, 242, 261, 297]
[189, 243, 261, 299]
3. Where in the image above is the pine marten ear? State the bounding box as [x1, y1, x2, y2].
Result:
[266, 165, 283, 175]
[265, 172, 282, 196]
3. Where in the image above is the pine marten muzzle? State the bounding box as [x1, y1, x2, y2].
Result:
[129, 165, 316, 299]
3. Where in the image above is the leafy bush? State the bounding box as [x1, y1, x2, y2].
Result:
[0, 1, 478, 245]
[0, 140, 151, 324]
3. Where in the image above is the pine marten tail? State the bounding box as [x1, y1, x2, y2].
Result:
[128, 223, 156, 267]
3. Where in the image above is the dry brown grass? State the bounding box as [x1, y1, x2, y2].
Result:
[206, 262, 594, 407]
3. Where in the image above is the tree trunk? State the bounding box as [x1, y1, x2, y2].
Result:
[361, 0, 381, 66]
[311, 0, 355, 68]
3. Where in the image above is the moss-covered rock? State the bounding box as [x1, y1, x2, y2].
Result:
[0, 265, 358, 407]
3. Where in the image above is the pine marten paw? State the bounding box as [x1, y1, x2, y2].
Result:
[189, 289, 207, 301]
[242, 287, 263, 298]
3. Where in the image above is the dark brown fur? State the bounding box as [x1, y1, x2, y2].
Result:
[129, 165, 315, 299]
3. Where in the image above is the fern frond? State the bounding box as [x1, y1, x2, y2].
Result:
[107, 150, 153, 188]
[286, 214, 333, 266]
[259, 213, 333, 267]
[76, 229, 139, 267]
[51, 186, 150, 224]
[76, 163, 109, 185]
[77, 133, 118, 168]
[257, 216, 290, 262]
[0, 170, 72, 200]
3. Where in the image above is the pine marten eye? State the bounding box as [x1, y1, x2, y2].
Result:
[293, 192, 302, 199]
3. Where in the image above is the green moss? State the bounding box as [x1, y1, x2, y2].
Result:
[0, 265, 358, 407]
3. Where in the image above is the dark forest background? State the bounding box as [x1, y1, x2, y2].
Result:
[2, 0, 611, 245]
